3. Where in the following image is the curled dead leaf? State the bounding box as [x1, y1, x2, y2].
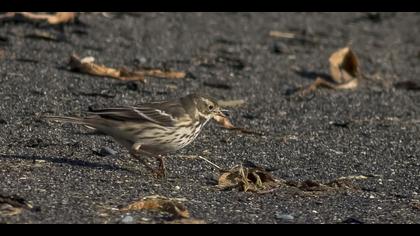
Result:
[298, 47, 360, 96]
[329, 47, 360, 84]
[120, 195, 190, 219]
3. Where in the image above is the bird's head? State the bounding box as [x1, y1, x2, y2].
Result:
[187, 94, 228, 121]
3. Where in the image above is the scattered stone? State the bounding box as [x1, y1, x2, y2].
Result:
[137, 57, 147, 64]
[94, 147, 118, 157]
[125, 81, 139, 91]
[275, 213, 294, 222]
[341, 217, 364, 224]
[121, 215, 134, 224]
[272, 42, 290, 54]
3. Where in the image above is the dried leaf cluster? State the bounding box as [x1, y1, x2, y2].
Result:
[120, 195, 190, 219]
[217, 164, 280, 193]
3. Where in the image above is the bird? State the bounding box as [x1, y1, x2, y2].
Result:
[45, 93, 228, 177]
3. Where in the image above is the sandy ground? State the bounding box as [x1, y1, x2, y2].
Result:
[0, 12, 419, 223]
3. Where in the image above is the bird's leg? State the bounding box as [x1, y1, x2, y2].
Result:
[129, 148, 156, 174]
[130, 143, 166, 178]
[155, 155, 167, 178]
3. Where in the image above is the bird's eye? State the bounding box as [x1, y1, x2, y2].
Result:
[208, 105, 214, 111]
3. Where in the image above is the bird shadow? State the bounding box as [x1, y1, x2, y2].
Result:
[0, 154, 136, 174]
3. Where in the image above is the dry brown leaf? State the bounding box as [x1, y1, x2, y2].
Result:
[69, 54, 186, 82]
[218, 171, 238, 189]
[329, 47, 360, 84]
[45, 12, 77, 25]
[140, 69, 186, 80]
[217, 164, 279, 193]
[213, 114, 235, 129]
[120, 195, 190, 218]
[299, 76, 359, 96]
[69, 54, 131, 80]
[213, 114, 263, 136]
[334, 78, 359, 89]
[0, 12, 76, 25]
[298, 47, 360, 96]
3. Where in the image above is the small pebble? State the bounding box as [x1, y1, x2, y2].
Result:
[125, 81, 138, 91]
[140, 217, 151, 222]
[95, 147, 118, 156]
[275, 213, 294, 221]
[341, 217, 364, 224]
[121, 215, 134, 224]
[272, 42, 290, 54]
[138, 57, 147, 64]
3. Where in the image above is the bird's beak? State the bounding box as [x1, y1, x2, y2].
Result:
[215, 109, 228, 118]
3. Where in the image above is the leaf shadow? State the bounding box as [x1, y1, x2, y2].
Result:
[293, 69, 332, 82]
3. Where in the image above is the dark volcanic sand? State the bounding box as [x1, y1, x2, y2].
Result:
[0, 12, 419, 223]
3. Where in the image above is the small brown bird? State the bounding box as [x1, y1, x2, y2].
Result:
[46, 93, 228, 177]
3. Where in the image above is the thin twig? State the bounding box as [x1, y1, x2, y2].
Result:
[269, 31, 296, 39]
[197, 156, 222, 170]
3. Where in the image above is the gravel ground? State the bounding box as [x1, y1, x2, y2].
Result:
[0, 12, 419, 224]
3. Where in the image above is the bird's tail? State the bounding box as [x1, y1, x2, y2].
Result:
[42, 115, 88, 125]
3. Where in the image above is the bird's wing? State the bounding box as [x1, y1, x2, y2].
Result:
[88, 102, 186, 127]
